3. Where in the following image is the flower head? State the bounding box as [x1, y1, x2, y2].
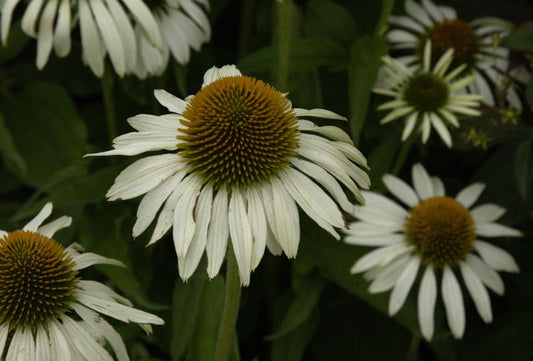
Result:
[87, 64, 370, 286]
[386, 0, 525, 110]
[0, 0, 209, 77]
[374, 41, 481, 147]
[344, 164, 522, 340]
[134, 0, 210, 78]
[0, 203, 164, 360]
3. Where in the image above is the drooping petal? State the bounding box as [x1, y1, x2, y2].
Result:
[418, 265, 437, 341]
[389, 256, 420, 315]
[460, 262, 492, 323]
[228, 190, 253, 286]
[206, 188, 229, 278]
[441, 266, 465, 339]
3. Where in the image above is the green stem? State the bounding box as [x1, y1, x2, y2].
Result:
[275, 0, 292, 91]
[215, 244, 242, 361]
[375, 0, 395, 35]
[391, 132, 416, 175]
[100, 69, 116, 143]
[406, 333, 421, 361]
[238, 0, 256, 59]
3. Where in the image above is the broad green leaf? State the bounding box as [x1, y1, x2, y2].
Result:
[348, 35, 387, 144]
[0, 20, 29, 64]
[266, 273, 325, 340]
[514, 137, 533, 201]
[238, 37, 347, 75]
[502, 22, 533, 53]
[79, 205, 167, 311]
[305, 0, 357, 46]
[0, 82, 87, 187]
[0, 114, 26, 175]
[12, 163, 117, 220]
[187, 276, 225, 361]
[171, 275, 208, 360]
[270, 309, 319, 361]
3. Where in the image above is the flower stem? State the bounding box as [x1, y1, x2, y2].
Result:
[215, 243, 242, 361]
[238, 0, 256, 59]
[406, 333, 421, 361]
[391, 133, 416, 175]
[275, 0, 292, 91]
[375, 0, 395, 35]
[100, 69, 116, 143]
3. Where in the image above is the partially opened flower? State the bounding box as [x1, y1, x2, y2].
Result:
[0, 203, 164, 359]
[134, 0, 210, 78]
[374, 40, 481, 147]
[344, 163, 522, 340]
[386, 0, 525, 110]
[1, 0, 162, 77]
[87, 64, 370, 286]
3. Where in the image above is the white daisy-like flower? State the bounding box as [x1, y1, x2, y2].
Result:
[134, 0, 210, 78]
[386, 0, 526, 110]
[1, 0, 162, 77]
[374, 40, 482, 147]
[344, 163, 522, 340]
[0, 202, 164, 360]
[86, 64, 370, 286]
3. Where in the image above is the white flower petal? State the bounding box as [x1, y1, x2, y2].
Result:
[1, 0, 23, 45]
[247, 187, 267, 271]
[476, 223, 523, 238]
[298, 119, 353, 144]
[178, 185, 212, 280]
[21, 0, 44, 36]
[121, 0, 161, 49]
[345, 221, 403, 237]
[292, 107, 347, 121]
[154, 89, 187, 114]
[37, 215, 72, 238]
[53, 0, 71, 57]
[460, 262, 492, 323]
[418, 265, 437, 341]
[229, 190, 253, 286]
[79, 0, 105, 77]
[405, 0, 433, 27]
[382, 173, 419, 207]
[351, 244, 412, 274]
[344, 233, 404, 247]
[431, 176, 445, 196]
[23, 202, 53, 231]
[470, 203, 506, 224]
[172, 176, 202, 258]
[0, 325, 8, 357]
[442, 266, 465, 339]
[388, 15, 425, 33]
[206, 187, 229, 278]
[35, 326, 51, 361]
[105, 0, 137, 71]
[202, 65, 241, 88]
[421, 0, 443, 22]
[401, 111, 419, 141]
[367, 255, 411, 293]
[475, 240, 519, 272]
[466, 254, 504, 295]
[430, 112, 452, 147]
[132, 168, 187, 237]
[455, 183, 485, 209]
[72, 252, 125, 270]
[389, 256, 420, 315]
[48, 320, 71, 361]
[107, 154, 182, 201]
[60, 315, 113, 361]
[411, 163, 435, 200]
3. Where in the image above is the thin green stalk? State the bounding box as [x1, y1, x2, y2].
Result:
[214, 244, 242, 361]
[406, 333, 421, 361]
[391, 132, 416, 175]
[375, 0, 395, 35]
[275, 0, 292, 91]
[100, 69, 116, 143]
[238, 0, 256, 59]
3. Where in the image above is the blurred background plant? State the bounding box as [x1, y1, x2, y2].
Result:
[0, 0, 532, 360]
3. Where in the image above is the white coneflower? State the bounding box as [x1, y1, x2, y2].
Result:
[87, 64, 370, 286]
[0, 0, 162, 77]
[344, 163, 522, 340]
[374, 40, 481, 147]
[386, 0, 527, 110]
[0, 202, 164, 360]
[134, 0, 210, 78]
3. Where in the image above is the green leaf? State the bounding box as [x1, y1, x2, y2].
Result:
[305, 0, 357, 46]
[266, 274, 325, 340]
[515, 137, 533, 201]
[502, 22, 533, 53]
[366, 131, 402, 190]
[348, 35, 387, 144]
[0, 113, 27, 175]
[0, 20, 30, 64]
[171, 276, 208, 360]
[0, 82, 88, 187]
[79, 205, 167, 311]
[12, 163, 118, 220]
[238, 37, 347, 75]
[270, 308, 319, 361]
[187, 276, 225, 361]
